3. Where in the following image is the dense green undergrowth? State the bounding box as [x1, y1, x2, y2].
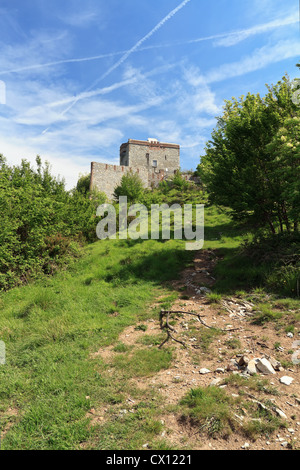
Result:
[0, 156, 105, 291]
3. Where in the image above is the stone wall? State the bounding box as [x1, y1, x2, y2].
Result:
[91, 139, 181, 200]
[120, 139, 180, 173]
[90, 162, 149, 201]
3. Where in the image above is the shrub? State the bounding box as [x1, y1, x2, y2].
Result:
[0, 155, 106, 290]
[113, 173, 145, 204]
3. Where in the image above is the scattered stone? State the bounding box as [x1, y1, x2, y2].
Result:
[281, 442, 289, 448]
[275, 408, 287, 420]
[197, 287, 212, 295]
[226, 363, 238, 372]
[280, 376, 294, 386]
[287, 332, 294, 338]
[199, 368, 211, 375]
[292, 350, 300, 366]
[210, 378, 223, 387]
[267, 356, 282, 371]
[238, 356, 250, 367]
[215, 368, 225, 373]
[241, 443, 250, 450]
[246, 359, 258, 376]
[256, 358, 276, 375]
[288, 428, 295, 434]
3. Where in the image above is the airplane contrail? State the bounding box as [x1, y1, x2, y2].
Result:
[41, 0, 192, 134]
[0, 11, 297, 77]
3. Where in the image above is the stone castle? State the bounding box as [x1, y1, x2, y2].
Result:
[90, 138, 181, 200]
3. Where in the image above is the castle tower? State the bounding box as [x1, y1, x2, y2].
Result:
[120, 138, 180, 174]
[90, 138, 180, 200]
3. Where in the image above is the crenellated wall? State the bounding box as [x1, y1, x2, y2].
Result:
[90, 139, 181, 200]
[90, 162, 149, 200]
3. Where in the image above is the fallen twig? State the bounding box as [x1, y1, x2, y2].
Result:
[158, 309, 241, 349]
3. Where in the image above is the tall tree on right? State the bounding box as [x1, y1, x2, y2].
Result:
[198, 73, 299, 234]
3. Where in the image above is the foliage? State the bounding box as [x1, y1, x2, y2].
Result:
[76, 173, 91, 195]
[0, 156, 106, 290]
[168, 170, 190, 191]
[113, 172, 145, 204]
[199, 74, 300, 234]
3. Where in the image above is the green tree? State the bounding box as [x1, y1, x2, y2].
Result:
[199, 74, 299, 234]
[0, 156, 106, 290]
[113, 172, 145, 204]
[76, 173, 91, 195]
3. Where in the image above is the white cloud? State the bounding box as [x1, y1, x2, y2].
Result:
[1, 9, 297, 80]
[205, 39, 300, 84]
[60, 10, 99, 27]
[0, 138, 91, 189]
[179, 66, 221, 116]
[213, 13, 298, 47]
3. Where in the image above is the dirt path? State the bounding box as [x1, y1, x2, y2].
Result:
[94, 250, 300, 450]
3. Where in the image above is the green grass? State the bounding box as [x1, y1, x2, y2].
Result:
[0, 238, 192, 450]
[180, 381, 285, 441]
[180, 386, 236, 438]
[113, 348, 173, 378]
[0, 200, 298, 450]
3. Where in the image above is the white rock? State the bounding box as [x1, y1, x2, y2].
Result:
[256, 358, 276, 375]
[292, 350, 300, 366]
[242, 443, 250, 449]
[198, 287, 212, 295]
[275, 408, 287, 419]
[199, 368, 211, 375]
[246, 359, 258, 375]
[210, 378, 223, 387]
[280, 376, 294, 386]
[287, 332, 294, 338]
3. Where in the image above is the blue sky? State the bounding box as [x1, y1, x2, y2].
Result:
[0, 0, 299, 188]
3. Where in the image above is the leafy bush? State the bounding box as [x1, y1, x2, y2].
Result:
[113, 172, 145, 204]
[199, 74, 300, 234]
[0, 155, 106, 290]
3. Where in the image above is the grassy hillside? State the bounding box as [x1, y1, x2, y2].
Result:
[0, 204, 298, 450]
[0, 237, 194, 449]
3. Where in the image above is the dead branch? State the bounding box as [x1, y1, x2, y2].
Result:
[158, 309, 241, 349]
[160, 310, 241, 332]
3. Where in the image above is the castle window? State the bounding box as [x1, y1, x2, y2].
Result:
[152, 160, 158, 168]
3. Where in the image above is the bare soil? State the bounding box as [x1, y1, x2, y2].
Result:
[93, 250, 300, 451]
